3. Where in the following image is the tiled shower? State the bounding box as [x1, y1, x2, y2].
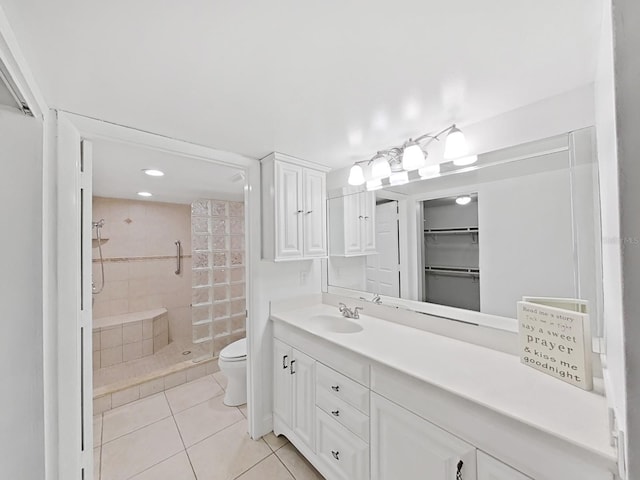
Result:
[92, 197, 246, 413]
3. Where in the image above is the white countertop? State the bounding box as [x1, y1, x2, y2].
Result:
[270, 303, 616, 464]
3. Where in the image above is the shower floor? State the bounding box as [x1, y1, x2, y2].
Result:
[93, 340, 212, 392]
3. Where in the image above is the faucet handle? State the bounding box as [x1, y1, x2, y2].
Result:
[353, 306, 363, 318]
[338, 302, 347, 312]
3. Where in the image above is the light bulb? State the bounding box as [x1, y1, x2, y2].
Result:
[418, 164, 441, 179]
[366, 179, 383, 191]
[452, 155, 478, 166]
[389, 171, 409, 186]
[455, 195, 472, 206]
[401, 141, 426, 171]
[348, 164, 365, 186]
[142, 169, 164, 177]
[444, 125, 468, 159]
[370, 157, 391, 179]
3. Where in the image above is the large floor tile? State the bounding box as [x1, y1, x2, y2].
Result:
[275, 443, 325, 480]
[102, 393, 171, 443]
[235, 454, 294, 480]
[212, 371, 227, 390]
[101, 417, 184, 480]
[165, 376, 223, 414]
[94, 415, 103, 447]
[94, 447, 101, 480]
[174, 395, 244, 447]
[187, 420, 271, 480]
[129, 451, 195, 480]
[263, 432, 289, 452]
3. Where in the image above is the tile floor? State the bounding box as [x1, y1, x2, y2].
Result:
[94, 371, 324, 480]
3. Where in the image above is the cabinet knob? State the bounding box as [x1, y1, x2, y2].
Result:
[331, 385, 340, 392]
[282, 355, 288, 369]
[331, 450, 340, 461]
[358, 215, 363, 220]
[305, 210, 313, 214]
[296, 210, 304, 214]
[331, 410, 340, 417]
[290, 360, 296, 375]
[364, 216, 369, 220]
[456, 460, 464, 480]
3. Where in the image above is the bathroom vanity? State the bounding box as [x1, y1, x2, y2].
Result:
[270, 302, 617, 480]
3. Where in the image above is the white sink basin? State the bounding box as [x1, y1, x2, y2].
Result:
[310, 314, 364, 333]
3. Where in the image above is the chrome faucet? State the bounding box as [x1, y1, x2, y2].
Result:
[359, 293, 382, 305]
[338, 303, 363, 319]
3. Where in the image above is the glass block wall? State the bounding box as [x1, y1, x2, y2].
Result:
[191, 199, 246, 357]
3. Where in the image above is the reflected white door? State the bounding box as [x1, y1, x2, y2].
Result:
[366, 201, 400, 296]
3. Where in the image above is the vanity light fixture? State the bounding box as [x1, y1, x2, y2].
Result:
[347, 124, 469, 186]
[455, 195, 472, 206]
[142, 169, 165, 177]
[137, 191, 153, 197]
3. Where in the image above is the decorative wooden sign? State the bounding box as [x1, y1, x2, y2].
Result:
[517, 297, 592, 391]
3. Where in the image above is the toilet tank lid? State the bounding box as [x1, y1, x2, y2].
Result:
[220, 338, 247, 360]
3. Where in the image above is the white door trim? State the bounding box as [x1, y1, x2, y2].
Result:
[55, 111, 262, 479]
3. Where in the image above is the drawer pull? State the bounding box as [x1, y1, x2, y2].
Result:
[456, 460, 463, 480]
[282, 355, 288, 369]
[331, 450, 340, 461]
[331, 410, 340, 417]
[290, 360, 296, 375]
[331, 385, 340, 392]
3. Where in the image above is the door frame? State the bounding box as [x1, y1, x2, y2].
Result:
[55, 111, 261, 479]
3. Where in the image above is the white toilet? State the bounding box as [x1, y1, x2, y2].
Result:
[218, 338, 247, 406]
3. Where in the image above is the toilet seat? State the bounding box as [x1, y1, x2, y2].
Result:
[219, 338, 246, 362]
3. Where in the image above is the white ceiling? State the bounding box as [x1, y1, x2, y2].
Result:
[92, 139, 245, 204]
[3, 0, 602, 168]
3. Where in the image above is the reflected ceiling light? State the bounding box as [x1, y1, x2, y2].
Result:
[348, 164, 366, 186]
[142, 169, 164, 177]
[418, 164, 441, 179]
[347, 124, 468, 187]
[452, 155, 478, 166]
[389, 171, 409, 186]
[137, 191, 153, 197]
[366, 179, 383, 191]
[455, 195, 472, 206]
[444, 125, 469, 159]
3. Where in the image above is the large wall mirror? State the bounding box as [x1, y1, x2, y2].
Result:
[326, 128, 603, 340]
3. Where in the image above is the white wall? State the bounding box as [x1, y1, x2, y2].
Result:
[0, 108, 45, 479]
[594, 0, 628, 475]
[610, 0, 640, 477]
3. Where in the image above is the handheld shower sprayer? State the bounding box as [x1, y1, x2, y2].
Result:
[92, 219, 106, 295]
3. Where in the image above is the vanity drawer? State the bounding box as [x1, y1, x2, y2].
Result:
[316, 408, 369, 480]
[317, 363, 369, 415]
[316, 387, 369, 442]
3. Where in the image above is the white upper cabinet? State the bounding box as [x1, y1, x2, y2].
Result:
[262, 153, 329, 261]
[371, 393, 477, 480]
[329, 189, 376, 256]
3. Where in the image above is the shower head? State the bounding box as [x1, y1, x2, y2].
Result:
[92, 219, 105, 229]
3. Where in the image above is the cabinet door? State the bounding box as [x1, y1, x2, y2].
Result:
[291, 349, 316, 452]
[360, 191, 376, 253]
[371, 393, 477, 480]
[273, 339, 292, 426]
[344, 192, 362, 255]
[302, 169, 327, 257]
[275, 161, 304, 259]
[477, 452, 532, 480]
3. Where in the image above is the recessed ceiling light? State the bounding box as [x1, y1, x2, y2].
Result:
[455, 195, 472, 206]
[142, 169, 164, 177]
[137, 191, 153, 197]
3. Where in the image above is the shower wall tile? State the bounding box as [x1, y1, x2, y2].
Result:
[92, 197, 194, 344]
